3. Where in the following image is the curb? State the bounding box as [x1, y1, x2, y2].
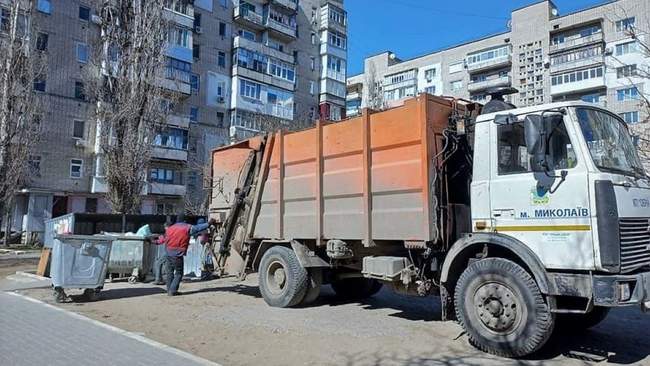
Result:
[5, 291, 223, 366]
[15, 271, 49, 281]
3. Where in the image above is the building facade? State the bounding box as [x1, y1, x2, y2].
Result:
[10, 0, 347, 240]
[347, 0, 649, 129]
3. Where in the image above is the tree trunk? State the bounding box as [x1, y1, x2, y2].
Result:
[3, 208, 11, 247]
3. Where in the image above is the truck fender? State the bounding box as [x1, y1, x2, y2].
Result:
[253, 240, 330, 270]
[440, 233, 550, 294]
[290, 241, 330, 268]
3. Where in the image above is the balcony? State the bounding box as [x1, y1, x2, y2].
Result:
[466, 55, 512, 73]
[549, 32, 604, 54]
[550, 76, 606, 96]
[322, 68, 346, 83]
[234, 6, 265, 30]
[158, 67, 191, 95]
[320, 5, 346, 34]
[233, 36, 294, 64]
[468, 76, 512, 93]
[91, 176, 108, 194]
[320, 42, 346, 60]
[265, 17, 297, 40]
[550, 55, 604, 74]
[162, 8, 193, 29]
[167, 114, 191, 129]
[148, 183, 187, 196]
[151, 146, 188, 162]
[232, 64, 295, 91]
[267, 0, 298, 12]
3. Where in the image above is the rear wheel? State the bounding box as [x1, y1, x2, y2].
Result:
[258, 246, 309, 308]
[557, 307, 610, 331]
[454, 258, 555, 358]
[331, 277, 382, 300]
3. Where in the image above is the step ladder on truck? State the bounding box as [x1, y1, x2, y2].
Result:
[205, 88, 650, 358]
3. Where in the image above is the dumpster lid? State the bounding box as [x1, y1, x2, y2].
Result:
[54, 234, 145, 242]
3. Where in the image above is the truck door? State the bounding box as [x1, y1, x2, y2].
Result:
[488, 114, 594, 270]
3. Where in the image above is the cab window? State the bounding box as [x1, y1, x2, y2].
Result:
[497, 115, 577, 175]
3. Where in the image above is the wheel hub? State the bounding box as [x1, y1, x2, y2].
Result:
[266, 260, 287, 294]
[474, 282, 518, 333]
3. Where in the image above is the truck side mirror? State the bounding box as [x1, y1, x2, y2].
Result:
[524, 115, 547, 171]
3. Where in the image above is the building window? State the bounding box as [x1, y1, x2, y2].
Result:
[217, 112, 224, 127]
[168, 25, 191, 48]
[235, 48, 268, 73]
[190, 106, 199, 122]
[37, 0, 51, 14]
[33, 76, 46, 92]
[190, 73, 200, 93]
[79, 6, 90, 21]
[269, 58, 295, 82]
[73, 120, 85, 139]
[615, 41, 638, 56]
[616, 17, 635, 32]
[328, 6, 346, 25]
[153, 128, 188, 150]
[193, 43, 200, 60]
[466, 45, 510, 67]
[85, 198, 98, 213]
[450, 80, 463, 91]
[166, 57, 191, 82]
[449, 61, 464, 74]
[36, 32, 49, 51]
[424, 68, 437, 81]
[240, 79, 261, 100]
[218, 51, 226, 68]
[238, 29, 255, 41]
[328, 31, 346, 50]
[28, 155, 42, 177]
[220, 0, 228, 8]
[76, 43, 89, 63]
[219, 22, 227, 37]
[310, 57, 315, 71]
[150, 168, 182, 185]
[550, 45, 601, 66]
[617, 87, 639, 101]
[70, 159, 83, 178]
[617, 65, 637, 79]
[74, 81, 86, 100]
[551, 66, 603, 86]
[311, 33, 316, 45]
[309, 81, 315, 95]
[425, 86, 436, 95]
[581, 94, 601, 104]
[620, 111, 639, 124]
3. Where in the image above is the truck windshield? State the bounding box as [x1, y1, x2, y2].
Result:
[575, 107, 645, 178]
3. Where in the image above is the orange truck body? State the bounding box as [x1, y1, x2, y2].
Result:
[210, 95, 477, 246]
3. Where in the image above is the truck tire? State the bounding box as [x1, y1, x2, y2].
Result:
[557, 307, 610, 331]
[258, 246, 309, 308]
[454, 258, 554, 358]
[300, 268, 323, 305]
[331, 278, 382, 300]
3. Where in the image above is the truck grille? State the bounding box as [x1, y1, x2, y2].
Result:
[619, 218, 650, 273]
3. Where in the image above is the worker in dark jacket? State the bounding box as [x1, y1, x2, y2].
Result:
[163, 214, 213, 296]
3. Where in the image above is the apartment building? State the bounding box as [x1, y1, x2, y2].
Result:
[347, 0, 649, 129]
[9, 0, 347, 241]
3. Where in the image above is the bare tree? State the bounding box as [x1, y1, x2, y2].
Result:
[365, 63, 385, 111]
[606, 7, 650, 163]
[0, 0, 42, 246]
[85, 0, 174, 215]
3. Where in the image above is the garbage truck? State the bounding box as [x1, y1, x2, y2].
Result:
[207, 92, 650, 357]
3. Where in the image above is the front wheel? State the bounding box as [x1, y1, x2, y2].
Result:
[454, 258, 555, 358]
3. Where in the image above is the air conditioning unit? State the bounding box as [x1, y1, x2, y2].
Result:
[194, 26, 203, 34]
[90, 14, 102, 25]
[217, 96, 225, 103]
[604, 47, 614, 56]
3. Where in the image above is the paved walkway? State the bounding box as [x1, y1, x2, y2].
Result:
[0, 291, 219, 366]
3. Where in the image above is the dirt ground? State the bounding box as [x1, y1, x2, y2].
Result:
[0, 256, 39, 278]
[14, 271, 650, 366]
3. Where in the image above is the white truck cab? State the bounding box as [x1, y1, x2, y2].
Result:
[470, 101, 650, 308]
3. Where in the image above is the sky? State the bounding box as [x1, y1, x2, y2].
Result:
[346, 0, 612, 75]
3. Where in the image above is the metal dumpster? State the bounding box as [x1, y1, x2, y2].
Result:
[51, 235, 115, 301]
[105, 235, 153, 283]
